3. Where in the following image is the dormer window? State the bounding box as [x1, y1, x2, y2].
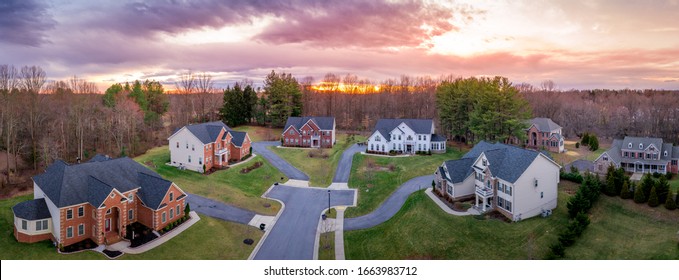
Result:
[628, 143, 632, 148]
[482, 159, 487, 166]
[639, 143, 643, 149]
[664, 151, 668, 157]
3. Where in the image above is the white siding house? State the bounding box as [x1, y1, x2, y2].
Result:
[168, 127, 207, 172]
[434, 141, 560, 221]
[367, 119, 446, 154]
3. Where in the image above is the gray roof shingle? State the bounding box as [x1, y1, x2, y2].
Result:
[33, 155, 172, 210]
[529, 118, 562, 132]
[137, 172, 173, 210]
[622, 136, 663, 151]
[228, 130, 248, 147]
[443, 141, 547, 184]
[183, 121, 231, 144]
[372, 119, 434, 141]
[12, 198, 51, 220]
[673, 146, 679, 159]
[599, 139, 623, 164]
[431, 134, 447, 142]
[283, 116, 335, 132]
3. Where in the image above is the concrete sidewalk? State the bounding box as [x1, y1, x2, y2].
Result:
[424, 188, 479, 216]
[117, 211, 201, 254]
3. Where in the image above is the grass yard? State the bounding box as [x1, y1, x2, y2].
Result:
[134, 146, 283, 215]
[345, 190, 570, 259]
[669, 178, 679, 193]
[550, 139, 609, 166]
[565, 195, 679, 259]
[344, 148, 465, 218]
[232, 125, 282, 142]
[0, 195, 262, 260]
[268, 133, 367, 187]
[318, 232, 335, 260]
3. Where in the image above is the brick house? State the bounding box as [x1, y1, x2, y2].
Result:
[12, 155, 187, 247]
[594, 136, 679, 174]
[282, 116, 336, 148]
[168, 121, 252, 172]
[525, 117, 564, 153]
[434, 141, 560, 221]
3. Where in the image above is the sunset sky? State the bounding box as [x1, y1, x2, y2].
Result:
[1, 0, 678, 90]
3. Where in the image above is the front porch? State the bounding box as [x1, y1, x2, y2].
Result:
[621, 162, 667, 174]
[474, 185, 494, 213]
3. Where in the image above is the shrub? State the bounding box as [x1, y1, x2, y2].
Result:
[549, 243, 565, 259]
[581, 133, 590, 146]
[652, 172, 661, 178]
[620, 181, 632, 199]
[633, 185, 646, 203]
[640, 173, 654, 199]
[431, 180, 435, 188]
[647, 186, 660, 207]
[664, 191, 677, 210]
[665, 173, 673, 180]
[570, 165, 579, 173]
[185, 203, 191, 216]
[588, 134, 599, 151]
[655, 175, 670, 203]
[575, 142, 580, 149]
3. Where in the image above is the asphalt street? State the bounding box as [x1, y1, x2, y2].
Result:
[186, 194, 256, 225]
[251, 141, 309, 181]
[332, 144, 364, 183]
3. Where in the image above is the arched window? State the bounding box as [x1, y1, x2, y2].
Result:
[639, 143, 643, 149]
[371, 144, 374, 151]
[407, 135, 413, 141]
[375, 135, 381, 141]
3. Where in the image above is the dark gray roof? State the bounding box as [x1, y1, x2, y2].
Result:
[550, 133, 563, 141]
[661, 143, 673, 160]
[431, 134, 447, 142]
[228, 130, 248, 147]
[673, 146, 679, 159]
[446, 141, 548, 183]
[443, 157, 475, 183]
[33, 157, 172, 209]
[599, 139, 623, 164]
[372, 119, 434, 141]
[528, 118, 562, 132]
[283, 116, 335, 132]
[137, 172, 173, 210]
[13, 198, 51, 220]
[181, 121, 231, 144]
[622, 136, 663, 151]
[88, 154, 111, 163]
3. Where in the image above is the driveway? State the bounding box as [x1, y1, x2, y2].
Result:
[332, 144, 364, 183]
[252, 185, 356, 260]
[252, 141, 309, 181]
[186, 194, 257, 225]
[344, 175, 433, 231]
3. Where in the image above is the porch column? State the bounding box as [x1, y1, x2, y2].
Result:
[475, 194, 479, 208]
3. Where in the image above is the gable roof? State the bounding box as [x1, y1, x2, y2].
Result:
[442, 157, 475, 183]
[228, 130, 247, 147]
[13, 198, 51, 220]
[137, 172, 174, 210]
[283, 116, 335, 132]
[32, 155, 174, 210]
[444, 141, 551, 184]
[181, 121, 230, 144]
[622, 136, 663, 151]
[528, 118, 562, 132]
[372, 119, 434, 141]
[673, 146, 679, 159]
[431, 134, 447, 142]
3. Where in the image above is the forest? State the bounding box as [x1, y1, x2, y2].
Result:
[2, 64, 679, 190]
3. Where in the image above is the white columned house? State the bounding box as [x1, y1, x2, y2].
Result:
[367, 119, 446, 155]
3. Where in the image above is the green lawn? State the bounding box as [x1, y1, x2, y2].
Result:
[345, 190, 570, 259]
[565, 195, 679, 259]
[318, 232, 335, 260]
[134, 146, 283, 215]
[0, 195, 262, 260]
[268, 134, 366, 187]
[669, 178, 679, 193]
[232, 125, 282, 142]
[344, 148, 465, 218]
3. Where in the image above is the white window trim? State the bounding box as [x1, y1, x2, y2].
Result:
[78, 223, 85, 236]
[67, 226, 73, 238]
[78, 206, 84, 217]
[66, 209, 73, 220]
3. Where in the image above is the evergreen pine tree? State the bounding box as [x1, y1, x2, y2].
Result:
[581, 133, 590, 146]
[605, 167, 616, 196]
[640, 173, 654, 199]
[588, 134, 599, 151]
[620, 180, 632, 199]
[664, 191, 677, 210]
[647, 186, 660, 207]
[633, 184, 646, 203]
[655, 175, 670, 203]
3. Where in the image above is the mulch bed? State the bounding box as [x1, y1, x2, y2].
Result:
[126, 222, 158, 248]
[102, 249, 123, 259]
[60, 238, 97, 253]
[158, 215, 191, 236]
[432, 189, 472, 212]
[240, 161, 263, 174]
[487, 210, 512, 223]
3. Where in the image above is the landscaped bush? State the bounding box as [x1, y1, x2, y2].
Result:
[647, 186, 660, 207]
[664, 191, 677, 210]
[587, 135, 599, 151]
[655, 176, 670, 203]
[619, 181, 632, 199]
[570, 165, 579, 173]
[185, 203, 191, 216]
[240, 161, 263, 173]
[633, 184, 646, 203]
[665, 173, 673, 180]
[575, 142, 580, 149]
[560, 171, 583, 183]
[581, 133, 590, 146]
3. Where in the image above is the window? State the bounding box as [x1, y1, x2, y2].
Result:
[21, 220, 27, 230]
[646, 154, 651, 159]
[447, 185, 452, 195]
[370, 144, 374, 151]
[106, 208, 111, 215]
[639, 143, 643, 149]
[398, 144, 401, 150]
[199, 157, 202, 165]
[66, 209, 73, 220]
[418, 135, 421, 141]
[177, 205, 181, 216]
[78, 224, 84, 236]
[188, 155, 191, 163]
[541, 192, 544, 199]
[170, 192, 174, 201]
[534, 179, 538, 187]
[673, 160, 678, 165]
[628, 143, 632, 148]
[162, 212, 167, 223]
[191, 144, 195, 151]
[78, 206, 84, 217]
[128, 193, 134, 203]
[664, 151, 668, 157]
[170, 208, 174, 219]
[36, 220, 48, 231]
[176, 142, 179, 148]
[289, 130, 294, 135]
[67, 226, 73, 238]
[382, 145, 385, 152]
[498, 197, 504, 207]
[393, 143, 396, 150]
[603, 156, 608, 161]
[375, 135, 381, 141]
[638, 152, 643, 158]
[423, 135, 427, 141]
[631, 153, 635, 159]
[624, 152, 629, 157]
[398, 135, 401, 140]
[418, 144, 421, 150]
[506, 201, 512, 212]
[128, 209, 134, 220]
[508, 186, 512, 196]
[407, 135, 412, 141]
[186, 142, 188, 149]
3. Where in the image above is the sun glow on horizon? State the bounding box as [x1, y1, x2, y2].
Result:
[311, 82, 381, 94]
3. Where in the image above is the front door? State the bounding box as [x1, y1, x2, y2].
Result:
[105, 218, 111, 232]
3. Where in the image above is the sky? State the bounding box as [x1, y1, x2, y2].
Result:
[1, 0, 678, 91]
